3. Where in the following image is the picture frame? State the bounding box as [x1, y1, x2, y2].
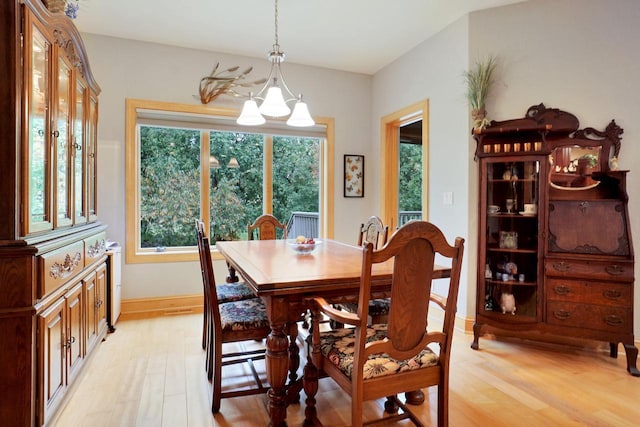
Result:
[344, 154, 364, 197]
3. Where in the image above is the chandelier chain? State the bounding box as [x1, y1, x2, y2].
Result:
[274, 0, 279, 48]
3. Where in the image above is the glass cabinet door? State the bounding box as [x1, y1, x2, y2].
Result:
[54, 56, 73, 227]
[87, 95, 98, 221]
[26, 25, 53, 234]
[480, 158, 542, 321]
[73, 79, 87, 224]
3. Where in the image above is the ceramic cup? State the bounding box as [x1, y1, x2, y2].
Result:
[488, 205, 500, 214]
[524, 203, 537, 214]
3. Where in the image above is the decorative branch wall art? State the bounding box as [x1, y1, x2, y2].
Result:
[198, 63, 266, 104]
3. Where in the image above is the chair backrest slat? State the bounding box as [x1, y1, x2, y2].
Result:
[357, 215, 389, 249]
[358, 220, 464, 365]
[248, 214, 287, 240]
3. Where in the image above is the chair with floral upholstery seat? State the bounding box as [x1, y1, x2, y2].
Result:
[195, 220, 255, 350]
[195, 220, 271, 413]
[247, 213, 287, 240]
[303, 220, 464, 426]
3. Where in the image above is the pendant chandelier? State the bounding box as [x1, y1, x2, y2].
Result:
[237, 0, 315, 127]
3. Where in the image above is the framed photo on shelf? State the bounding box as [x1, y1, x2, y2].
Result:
[344, 154, 364, 197]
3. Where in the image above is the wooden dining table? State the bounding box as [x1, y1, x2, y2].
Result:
[216, 238, 451, 427]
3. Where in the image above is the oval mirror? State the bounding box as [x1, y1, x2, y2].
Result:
[549, 145, 601, 190]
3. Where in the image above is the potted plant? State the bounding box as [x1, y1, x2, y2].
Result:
[464, 55, 497, 131]
[577, 153, 598, 175]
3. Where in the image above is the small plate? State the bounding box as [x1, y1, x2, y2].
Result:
[519, 211, 536, 216]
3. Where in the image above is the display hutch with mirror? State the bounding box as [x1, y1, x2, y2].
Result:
[0, 1, 108, 425]
[471, 104, 638, 376]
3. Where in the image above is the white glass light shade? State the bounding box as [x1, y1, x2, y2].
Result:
[286, 100, 315, 127]
[259, 87, 291, 117]
[237, 99, 266, 126]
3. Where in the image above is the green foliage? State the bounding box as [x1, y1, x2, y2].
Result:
[579, 153, 598, 167]
[463, 55, 497, 110]
[399, 142, 422, 211]
[139, 127, 321, 248]
[140, 127, 200, 248]
[272, 136, 320, 224]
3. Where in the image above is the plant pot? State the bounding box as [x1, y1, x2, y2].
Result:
[45, 0, 66, 13]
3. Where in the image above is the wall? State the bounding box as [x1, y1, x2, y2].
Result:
[86, 0, 640, 336]
[371, 0, 640, 334]
[83, 34, 373, 299]
[469, 0, 640, 338]
[371, 17, 473, 318]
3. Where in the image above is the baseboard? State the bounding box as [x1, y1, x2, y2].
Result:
[120, 294, 203, 320]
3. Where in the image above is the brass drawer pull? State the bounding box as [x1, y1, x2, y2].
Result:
[553, 285, 571, 296]
[604, 315, 623, 327]
[552, 262, 570, 272]
[553, 310, 571, 320]
[603, 289, 622, 300]
[604, 265, 624, 276]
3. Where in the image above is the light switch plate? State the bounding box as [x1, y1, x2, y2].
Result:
[443, 191, 453, 205]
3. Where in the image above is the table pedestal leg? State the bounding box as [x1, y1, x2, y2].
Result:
[286, 323, 301, 403]
[265, 298, 290, 426]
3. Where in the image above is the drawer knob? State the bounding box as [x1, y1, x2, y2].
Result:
[553, 285, 571, 296]
[553, 310, 571, 320]
[604, 265, 624, 276]
[603, 289, 622, 300]
[604, 315, 624, 327]
[553, 262, 570, 272]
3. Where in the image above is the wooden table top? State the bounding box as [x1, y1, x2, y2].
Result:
[216, 239, 450, 297]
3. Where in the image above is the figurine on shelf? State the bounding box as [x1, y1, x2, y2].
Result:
[500, 292, 516, 315]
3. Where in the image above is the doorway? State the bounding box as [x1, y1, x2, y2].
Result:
[380, 100, 429, 230]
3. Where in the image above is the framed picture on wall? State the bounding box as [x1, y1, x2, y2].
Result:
[344, 154, 364, 197]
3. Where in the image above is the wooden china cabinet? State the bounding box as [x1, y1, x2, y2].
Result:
[0, 1, 108, 425]
[471, 104, 638, 376]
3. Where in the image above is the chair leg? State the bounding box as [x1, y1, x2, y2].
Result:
[438, 381, 448, 427]
[211, 339, 223, 413]
[384, 395, 399, 413]
[202, 309, 207, 349]
[206, 324, 214, 381]
[302, 356, 319, 426]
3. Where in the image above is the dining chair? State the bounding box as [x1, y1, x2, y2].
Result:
[247, 213, 288, 240]
[195, 220, 255, 350]
[338, 216, 391, 325]
[303, 220, 465, 426]
[195, 220, 271, 413]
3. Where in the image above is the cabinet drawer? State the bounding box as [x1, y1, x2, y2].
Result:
[546, 301, 632, 333]
[84, 232, 107, 267]
[39, 241, 85, 298]
[544, 259, 633, 282]
[546, 278, 631, 307]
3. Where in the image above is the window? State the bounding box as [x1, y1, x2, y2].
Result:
[125, 99, 334, 263]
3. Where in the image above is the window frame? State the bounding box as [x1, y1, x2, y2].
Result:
[125, 98, 334, 264]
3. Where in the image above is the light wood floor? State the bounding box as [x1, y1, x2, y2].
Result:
[54, 313, 640, 426]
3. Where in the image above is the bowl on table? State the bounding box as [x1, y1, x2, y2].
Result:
[287, 239, 322, 255]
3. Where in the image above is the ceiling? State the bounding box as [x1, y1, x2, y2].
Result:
[74, 0, 525, 75]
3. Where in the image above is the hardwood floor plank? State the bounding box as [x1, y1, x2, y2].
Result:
[55, 313, 640, 426]
[135, 373, 165, 426]
[163, 393, 188, 427]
